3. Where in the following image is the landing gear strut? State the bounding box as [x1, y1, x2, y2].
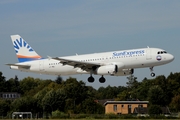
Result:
[150, 67, 155, 77]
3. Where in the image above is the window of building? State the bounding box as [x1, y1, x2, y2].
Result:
[121, 105, 124, 108]
[138, 104, 143, 108]
[113, 105, 117, 111]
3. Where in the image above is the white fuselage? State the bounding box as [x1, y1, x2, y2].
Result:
[10, 47, 174, 76]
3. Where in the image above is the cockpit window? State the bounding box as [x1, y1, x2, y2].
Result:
[157, 51, 167, 54]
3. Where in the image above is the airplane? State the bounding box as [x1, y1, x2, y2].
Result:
[6, 35, 174, 83]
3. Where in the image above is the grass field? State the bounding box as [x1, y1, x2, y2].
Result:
[3, 118, 179, 120]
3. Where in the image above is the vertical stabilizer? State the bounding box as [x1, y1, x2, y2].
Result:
[11, 35, 42, 62]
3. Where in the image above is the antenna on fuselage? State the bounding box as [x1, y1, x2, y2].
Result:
[47, 56, 52, 60]
[147, 46, 150, 48]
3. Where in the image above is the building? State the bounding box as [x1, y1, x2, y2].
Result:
[0, 92, 20, 99]
[104, 101, 149, 114]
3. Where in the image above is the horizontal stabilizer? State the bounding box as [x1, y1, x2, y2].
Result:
[6, 63, 31, 69]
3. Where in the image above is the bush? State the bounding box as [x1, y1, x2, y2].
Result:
[105, 113, 119, 119]
[51, 110, 69, 119]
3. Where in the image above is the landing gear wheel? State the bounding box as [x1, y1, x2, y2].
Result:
[88, 76, 95, 83]
[99, 76, 106, 83]
[149, 67, 155, 77]
[151, 72, 155, 77]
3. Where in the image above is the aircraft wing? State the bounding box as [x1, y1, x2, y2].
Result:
[6, 64, 31, 69]
[53, 57, 101, 71]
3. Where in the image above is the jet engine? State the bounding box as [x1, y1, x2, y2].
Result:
[95, 65, 118, 75]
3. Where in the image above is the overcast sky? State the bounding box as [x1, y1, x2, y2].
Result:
[0, 0, 179, 89]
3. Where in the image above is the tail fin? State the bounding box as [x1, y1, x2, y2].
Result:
[11, 35, 42, 62]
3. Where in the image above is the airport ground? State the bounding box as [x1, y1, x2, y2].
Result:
[2, 118, 179, 120]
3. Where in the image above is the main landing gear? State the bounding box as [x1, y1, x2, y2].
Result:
[87, 75, 106, 83]
[88, 76, 94, 83]
[99, 76, 106, 83]
[150, 67, 155, 77]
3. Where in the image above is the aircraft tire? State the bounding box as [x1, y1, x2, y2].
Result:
[88, 76, 95, 83]
[99, 77, 106, 83]
[151, 73, 155, 77]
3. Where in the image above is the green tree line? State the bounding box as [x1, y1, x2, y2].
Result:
[0, 71, 180, 118]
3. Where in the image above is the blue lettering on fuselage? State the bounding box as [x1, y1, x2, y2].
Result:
[113, 50, 145, 57]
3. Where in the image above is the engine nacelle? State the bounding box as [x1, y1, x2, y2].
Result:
[95, 65, 118, 75]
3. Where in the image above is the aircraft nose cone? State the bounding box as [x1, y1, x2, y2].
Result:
[169, 54, 174, 62]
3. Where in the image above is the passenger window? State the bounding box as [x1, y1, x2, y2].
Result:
[157, 52, 160, 54]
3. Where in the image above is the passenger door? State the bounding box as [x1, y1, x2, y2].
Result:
[39, 61, 44, 71]
[146, 49, 152, 60]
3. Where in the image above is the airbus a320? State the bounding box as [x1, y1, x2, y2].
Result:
[6, 35, 174, 83]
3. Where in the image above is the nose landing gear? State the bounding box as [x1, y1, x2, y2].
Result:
[150, 67, 155, 77]
[151, 72, 155, 77]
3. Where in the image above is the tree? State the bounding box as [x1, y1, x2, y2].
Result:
[33, 86, 53, 118]
[116, 90, 129, 101]
[148, 85, 164, 106]
[55, 88, 67, 111]
[42, 89, 57, 114]
[81, 98, 104, 114]
[148, 105, 162, 116]
[19, 77, 40, 95]
[97, 86, 126, 99]
[126, 74, 138, 89]
[14, 75, 21, 92]
[126, 75, 139, 99]
[0, 72, 6, 91]
[153, 75, 172, 105]
[55, 76, 63, 84]
[11, 96, 38, 114]
[86, 86, 99, 99]
[5, 76, 20, 92]
[170, 95, 180, 112]
[135, 78, 153, 101]
[0, 100, 11, 117]
[62, 77, 88, 105]
[167, 72, 180, 96]
[97, 87, 105, 99]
